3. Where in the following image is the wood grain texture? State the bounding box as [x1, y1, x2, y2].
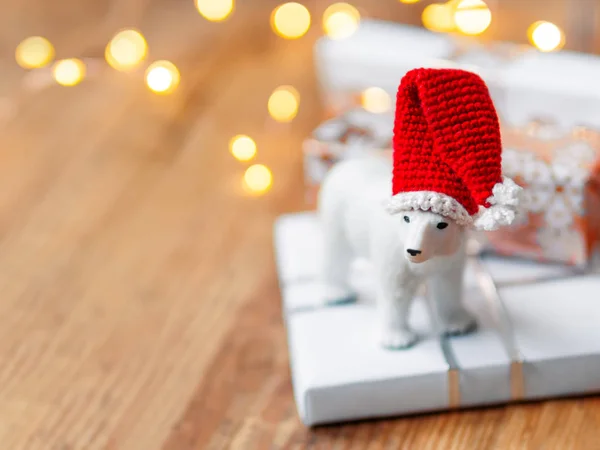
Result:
[0, 1, 597, 449]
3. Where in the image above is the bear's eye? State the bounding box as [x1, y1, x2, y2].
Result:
[403, 216, 410, 223]
[437, 222, 448, 230]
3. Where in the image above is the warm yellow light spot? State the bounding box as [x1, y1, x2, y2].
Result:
[323, 3, 360, 40]
[271, 3, 311, 39]
[399, 0, 421, 3]
[454, 0, 491, 35]
[422, 3, 456, 32]
[145, 60, 180, 94]
[268, 86, 300, 122]
[52, 59, 86, 86]
[528, 21, 565, 52]
[15, 36, 55, 69]
[195, 0, 234, 21]
[230, 135, 257, 161]
[105, 29, 148, 72]
[361, 87, 391, 114]
[243, 164, 273, 194]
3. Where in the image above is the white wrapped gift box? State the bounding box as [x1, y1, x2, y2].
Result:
[315, 19, 600, 129]
[274, 212, 600, 426]
[314, 20, 457, 98]
[501, 51, 600, 129]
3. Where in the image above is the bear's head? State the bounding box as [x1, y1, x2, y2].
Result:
[400, 210, 464, 264]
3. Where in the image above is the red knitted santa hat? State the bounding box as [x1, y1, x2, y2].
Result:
[384, 67, 522, 231]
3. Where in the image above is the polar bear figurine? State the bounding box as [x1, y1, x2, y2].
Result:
[317, 155, 476, 350]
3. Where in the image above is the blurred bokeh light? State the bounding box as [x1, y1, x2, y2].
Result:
[528, 21, 565, 52]
[244, 164, 273, 194]
[454, 0, 491, 35]
[271, 3, 311, 39]
[230, 135, 257, 161]
[105, 29, 148, 72]
[268, 86, 300, 122]
[195, 0, 234, 22]
[145, 60, 180, 94]
[15, 36, 55, 69]
[52, 59, 86, 86]
[422, 2, 456, 32]
[361, 87, 391, 113]
[323, 3, 360, 40]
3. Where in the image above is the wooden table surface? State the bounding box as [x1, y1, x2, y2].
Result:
[0, 1, 598, 449]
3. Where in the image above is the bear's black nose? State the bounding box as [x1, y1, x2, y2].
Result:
[407, 249, 422, 256]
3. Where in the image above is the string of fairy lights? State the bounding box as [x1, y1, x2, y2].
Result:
[11, 0, 568, 195]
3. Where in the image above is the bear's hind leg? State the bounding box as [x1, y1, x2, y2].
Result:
[320, 218, 357, 306]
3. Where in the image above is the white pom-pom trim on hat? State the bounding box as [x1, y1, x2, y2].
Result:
[472, 204, 517, 231]
[384, 176, 523, 231]
[485, 176, 522, 207]
[473, 176, 523, 231]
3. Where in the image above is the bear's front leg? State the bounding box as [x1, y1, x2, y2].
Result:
[428, 263, 477, 336]
[375, 268, 420, 350]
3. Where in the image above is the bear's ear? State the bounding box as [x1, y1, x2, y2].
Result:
[381, 197, 398, 214]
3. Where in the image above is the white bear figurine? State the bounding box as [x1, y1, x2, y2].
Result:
[317, 156, 476, 350]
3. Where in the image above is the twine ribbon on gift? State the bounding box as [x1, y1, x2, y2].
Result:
[461, 236, 600, 403]
[423, 291, 462, 408]
[425, 238, 532, 407]
[338, 124, 372, 144]
[467, 239, 526, 401]
[468, 238, 526, 401]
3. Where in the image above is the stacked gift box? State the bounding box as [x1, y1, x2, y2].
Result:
[314, 19, 600, 128]
[275, 19, 600, 426]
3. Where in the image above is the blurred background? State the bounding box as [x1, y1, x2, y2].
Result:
[1, 0, 599, 448]
[3, 0, 600, 200]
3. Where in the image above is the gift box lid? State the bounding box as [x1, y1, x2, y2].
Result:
[314, 20, 456, 95]
[502, 52, 600, 128]
[505, 51, 600, 99]
[315, 19, 455, 70]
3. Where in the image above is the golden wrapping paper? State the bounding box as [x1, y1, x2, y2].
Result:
[302, 108, 392, 203]
[477, 121, 600, 267]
